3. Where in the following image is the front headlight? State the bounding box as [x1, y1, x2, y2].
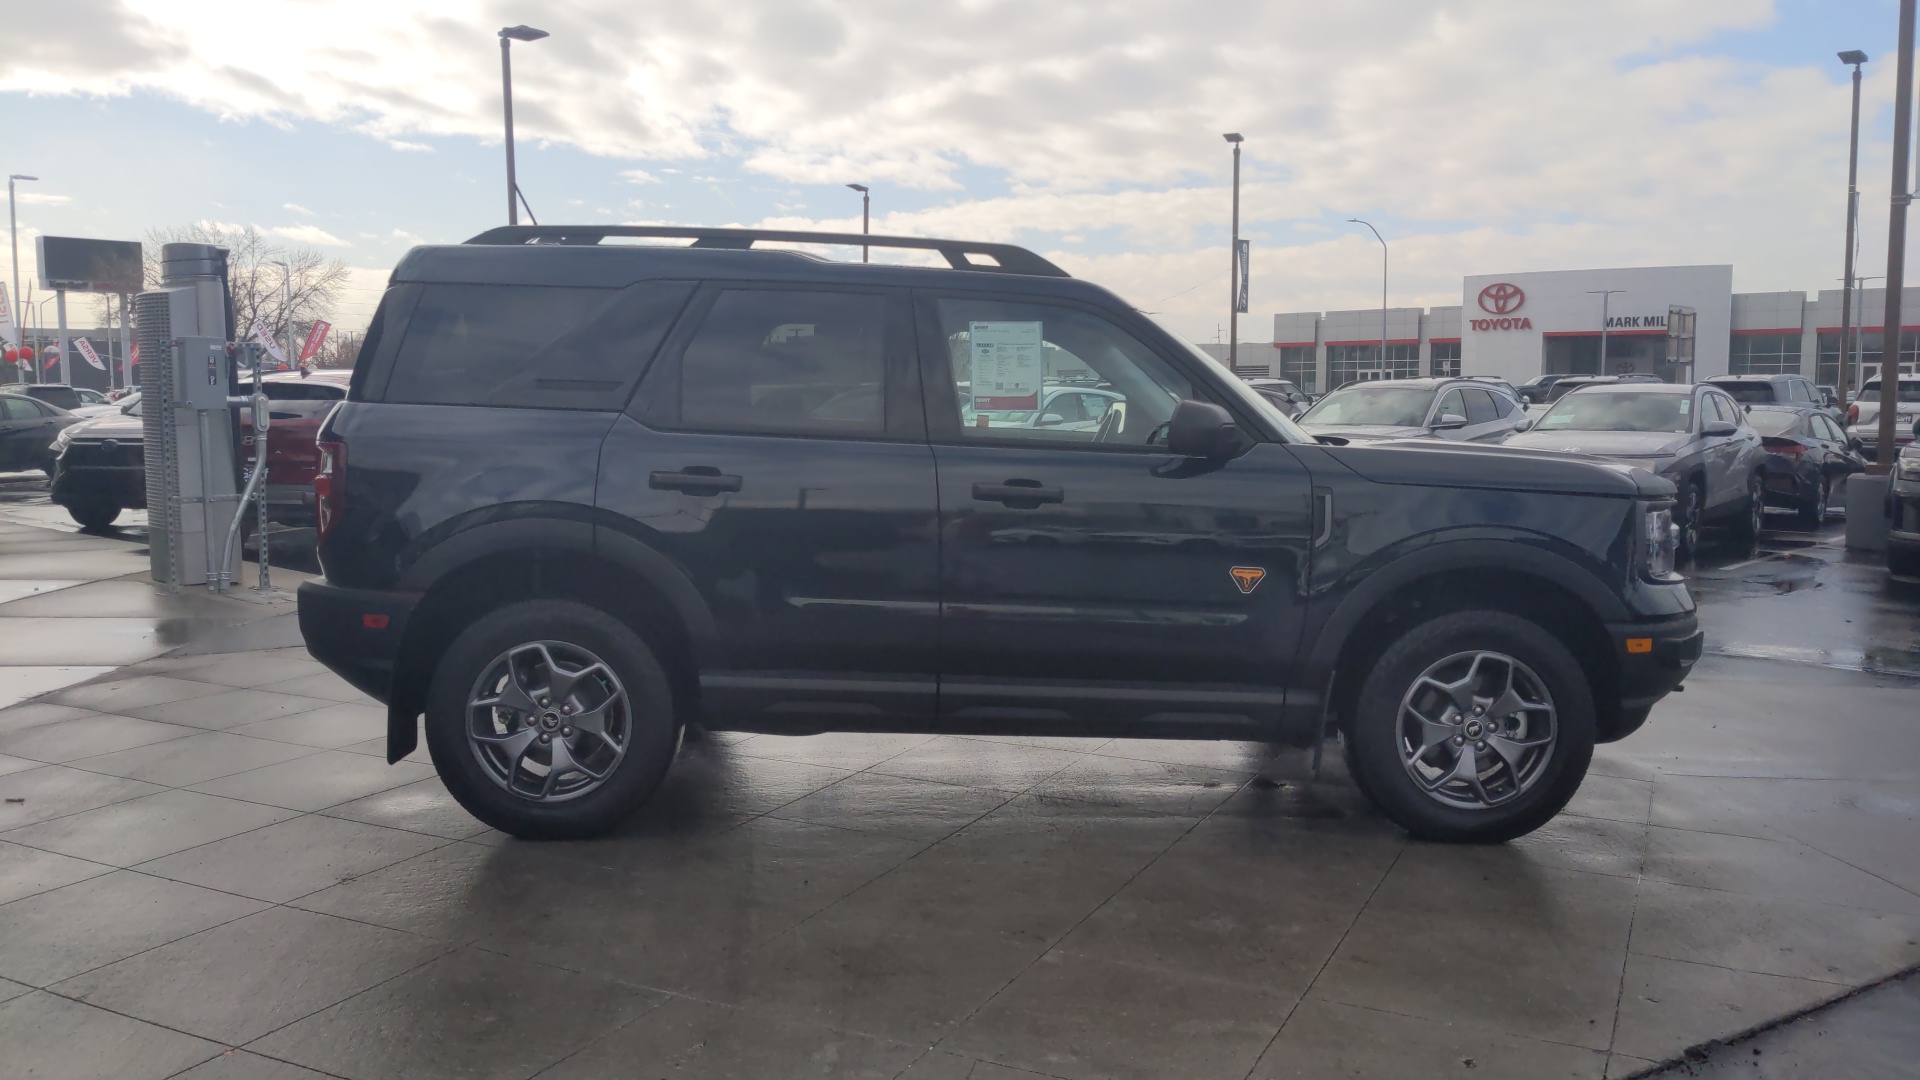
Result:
[50, 428, 74, 457]
[1643, 507, 1677, 579]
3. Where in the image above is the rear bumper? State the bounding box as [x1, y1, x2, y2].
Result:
[296, 579, 419, 706]
[1608, 610, 1702, 715]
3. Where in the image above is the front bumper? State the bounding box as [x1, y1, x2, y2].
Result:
[50, 464, 146, 509]
[296, 579, 419, 706]
[1603, 612, 1702, 741]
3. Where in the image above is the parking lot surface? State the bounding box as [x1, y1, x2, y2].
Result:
[1, 484, 1917, 1080]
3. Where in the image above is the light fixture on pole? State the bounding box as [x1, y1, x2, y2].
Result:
[1224, 134, 1244, 375]
[7, 174, 36, 382]
[1347, 218, 1388, 377]
[846, 184, 870, 262]
[498, 24, 549, 227]
[1838, 50, 1869, 409]
[1587, 289, 1626, 374]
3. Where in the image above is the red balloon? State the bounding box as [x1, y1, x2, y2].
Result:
[3, 347, 16, 362]
[17, 346, 32, 361]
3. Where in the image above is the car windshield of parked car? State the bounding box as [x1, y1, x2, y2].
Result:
[118, 392, 140, 414]
[1746, 411, 1803, 437]
[1535, 391, 1693, 433]
[1299, 385, 1433, 427]
[1716, 382, 1778, 403]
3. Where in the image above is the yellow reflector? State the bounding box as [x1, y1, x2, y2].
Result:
[1626, 638, 1653, 654]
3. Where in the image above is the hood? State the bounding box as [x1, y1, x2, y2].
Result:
[68, 410, 143, 440]
[1321, 437, 1671, 499]
[1300, 423, 1429, 442]
[1504, 428, 1691, 458]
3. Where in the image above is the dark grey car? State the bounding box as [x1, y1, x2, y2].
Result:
[1506, 383, 1768, 556]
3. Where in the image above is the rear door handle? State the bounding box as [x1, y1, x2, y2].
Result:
[650, 467, 743, 495]
[972, 479, 1063, 507]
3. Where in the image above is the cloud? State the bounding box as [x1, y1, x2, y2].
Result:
[282, 202, 314, 216]
[387, 140, 432, 152]
[266, 224, 347, 246]
[0, 0, 1869, 341]
[16, 192, 71, 206]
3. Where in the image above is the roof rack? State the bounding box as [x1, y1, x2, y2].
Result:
[461, 225, 1070, 278]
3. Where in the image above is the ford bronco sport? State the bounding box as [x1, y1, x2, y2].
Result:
[297, 226, 1701, 843]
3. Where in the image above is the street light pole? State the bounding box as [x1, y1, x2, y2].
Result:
[1224, 134, 1243, 375]
[1878, 0, 1917, 473]
[1348, 218, 1388, 376]
[498, 25, 549, 227]
[1839, 51, 1869, 409]
[8, 174, 36, 383]
[846, 184, 869, 262]
[1588, 289, 1626, 374]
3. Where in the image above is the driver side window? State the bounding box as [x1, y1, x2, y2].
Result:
[931, 298, 1193, 446]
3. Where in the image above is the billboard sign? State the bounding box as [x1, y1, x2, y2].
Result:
[35, 236, 143, 293]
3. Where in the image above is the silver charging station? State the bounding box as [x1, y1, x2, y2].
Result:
[136, 243, 247, 588]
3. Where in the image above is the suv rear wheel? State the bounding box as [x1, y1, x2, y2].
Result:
[67, 500, 121, 530]
[1345, 610, 1595, 843]
[424, 599, 679, 839]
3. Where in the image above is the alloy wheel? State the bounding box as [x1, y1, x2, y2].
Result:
[466, 640, 631, 802]
[1396, 650, 1558, 810]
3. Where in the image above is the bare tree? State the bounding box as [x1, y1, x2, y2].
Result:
[134, 223, 349, 357]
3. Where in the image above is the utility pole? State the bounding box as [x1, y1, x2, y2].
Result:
[1349, 218, 1388, 376]
[1878, 0, 1916, 474]
[498, 25, 549, 226]
[7, 175, 35, 383]
[1224, 134, 1244, 374]
[846, 184, 870, 262]
[1839, 51, 1870, 408]
[1588, 290, 1626, 374]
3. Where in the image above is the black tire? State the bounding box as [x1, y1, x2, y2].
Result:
[67, 500, 121, 530]
[1674, 480, 1703, 561]
[424, 599, 680, 840]
[1732, 471, 1766, 547]
[1797, 478, 1829, 528]
[1891, 545, 1920, 578]
[1345, 610, 1596, 843]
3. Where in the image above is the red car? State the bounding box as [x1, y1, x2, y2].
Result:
[240, 369, 352, 526]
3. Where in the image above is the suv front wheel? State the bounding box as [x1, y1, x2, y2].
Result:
[1345, 610, 1595, 843]
[424, 599, 680, 839]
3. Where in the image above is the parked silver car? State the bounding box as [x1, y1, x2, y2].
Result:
[1295, 377, 1524, 443]
[1505, 382, 1768, 557]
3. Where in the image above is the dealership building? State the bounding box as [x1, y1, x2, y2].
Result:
[1251, 264, 1920, 394]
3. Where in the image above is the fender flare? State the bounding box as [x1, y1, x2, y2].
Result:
[1306, 534, 1627, 676]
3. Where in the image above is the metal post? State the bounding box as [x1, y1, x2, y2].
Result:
[1878, 0, 1916, 474]
[1228, 139, 1242, 374]
[55, 288, 69, 385]
[501, 36, 518, 226]
[1587, 290, 1625, 374]
[119, 294, 132, 389]
[861, 189, 869, 262]
[1347, 218, 1387, 376]
[1840, 52, 1868, 407]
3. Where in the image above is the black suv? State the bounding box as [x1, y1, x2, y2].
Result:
[298, 226, 1701, 843]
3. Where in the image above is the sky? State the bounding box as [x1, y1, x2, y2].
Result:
[0, 0, 1913, 344]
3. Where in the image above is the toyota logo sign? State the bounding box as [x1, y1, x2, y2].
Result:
[1478, 282, 1525, 315]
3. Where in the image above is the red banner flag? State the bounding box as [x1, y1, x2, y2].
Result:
[299, 320, 331, 363]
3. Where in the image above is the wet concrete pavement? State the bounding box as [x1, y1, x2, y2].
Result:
[0, 480, 1917, 1079]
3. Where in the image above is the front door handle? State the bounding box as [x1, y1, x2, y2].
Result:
[650, 466, 743, 495]
[972, 479, 1063, 507]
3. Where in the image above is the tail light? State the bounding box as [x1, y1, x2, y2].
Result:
[1760, 437, 1803, 456]
[315, 438, 345, 539]
[1847, 403, 1860, 425]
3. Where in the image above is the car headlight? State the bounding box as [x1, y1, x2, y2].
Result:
[1899, 447, 1920, 481]
[1642, 506, 1678, 580]
[50, 428, 75, 456]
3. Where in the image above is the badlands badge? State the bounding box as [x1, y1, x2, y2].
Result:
[1229, 566, 1267, 595]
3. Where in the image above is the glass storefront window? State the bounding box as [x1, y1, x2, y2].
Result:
[1328, 343, 1419, 389]
[1728, 333, 1801, 376]
[1275, 345, 1316, 393]
[1817, 330, 1920, 387]
[1429, 341, 1461, 377]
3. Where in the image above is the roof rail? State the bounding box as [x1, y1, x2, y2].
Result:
[461, 225, 1070, 278]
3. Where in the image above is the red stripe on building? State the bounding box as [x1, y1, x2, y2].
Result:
[1325, 338, 1420, 346]
[1427, 337, 1461, 344]
[1542, 329, 1670, 339]
[1814, 326, 1920, 334]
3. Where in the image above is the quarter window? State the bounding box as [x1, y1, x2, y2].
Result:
[675, 290, 888, 435]
[930, 298, 1193, 447]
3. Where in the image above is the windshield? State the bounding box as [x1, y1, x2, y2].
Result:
[1716, 383, 1777, 403]
[1299, 385, 1433, 427]
[118, 393, 141, 414]
[1534, 392, 1694, 434]
[1746, 411, 1803, 437]
[1859, 380, 1920, 403]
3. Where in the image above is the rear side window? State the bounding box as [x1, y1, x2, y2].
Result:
[380, 282, 691, 410]
[1463, 388, 1498, 423]
[672, 290, 888, 435]
[2, 396, 42, 419]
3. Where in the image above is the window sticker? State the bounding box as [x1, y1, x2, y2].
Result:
[969, 321, 1044, 411]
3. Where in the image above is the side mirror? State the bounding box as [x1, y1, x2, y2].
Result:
[1166, 399, 1249, 459]
[1036, 413, 1066, 426]
[1702, 420, 1737, 437]
[1430, 413, 1469, 430]
[1512, 417, 1534, 432]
